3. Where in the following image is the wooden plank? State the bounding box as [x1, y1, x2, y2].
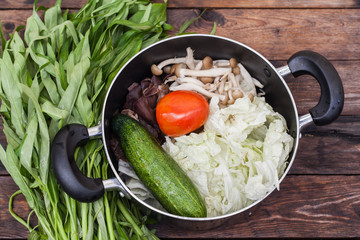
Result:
[160, 0, 360, 9]
[165, 9, 360, 60]
[0, 0, 359, 9]
[0, 176, 34, 239]
[1, 9, 359, 61]
[290, 119, 360, 175]
[0, 0, 87, 9]
[1, 175, 359, 239]
[153, 175, 360, 238]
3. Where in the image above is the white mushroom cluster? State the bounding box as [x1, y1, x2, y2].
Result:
[150, 47, 264, 106]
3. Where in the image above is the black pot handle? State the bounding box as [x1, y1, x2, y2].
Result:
[287, 50, 344, 125]
[51, 124, 104, 202]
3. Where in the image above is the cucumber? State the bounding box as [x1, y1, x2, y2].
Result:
[112, 114, 207, 218]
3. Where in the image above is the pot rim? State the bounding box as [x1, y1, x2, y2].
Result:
[101, 34, 300, 221]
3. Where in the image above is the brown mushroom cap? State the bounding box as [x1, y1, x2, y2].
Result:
[202, 56, 213, 69]
[232, 66, 241, 75]
[230, 58, 238, 68]
[151, 64, 163, 76]
[200, 77, 214, 84]
[174, 63, 186, 78]
[232, 89, 244, 99]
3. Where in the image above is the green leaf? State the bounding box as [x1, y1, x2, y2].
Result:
[20, 114, 39, 177]
[210, 22, 217, 35]
[0, 53, 26, 138]
[177, 9, 206, 35]
[41, 100, 69, 120]
[21, 84, 50, 185]
[0, 145, 35, 209]
[74, 80, 92, 126]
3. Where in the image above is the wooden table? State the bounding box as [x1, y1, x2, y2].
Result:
[1, 0, 359, 238]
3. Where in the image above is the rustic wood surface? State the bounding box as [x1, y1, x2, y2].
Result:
[0, 0, 359, 239]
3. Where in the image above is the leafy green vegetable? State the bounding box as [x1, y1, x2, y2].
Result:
[0, 0, 172, 239]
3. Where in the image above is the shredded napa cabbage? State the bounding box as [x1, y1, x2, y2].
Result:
[119, 95, 294, 217]
[162, 96, 294, 217]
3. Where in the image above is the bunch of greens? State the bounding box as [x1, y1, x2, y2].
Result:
[0, 0, 173, 239]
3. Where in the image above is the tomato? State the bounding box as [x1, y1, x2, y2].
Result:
[156, 90, 209, 137]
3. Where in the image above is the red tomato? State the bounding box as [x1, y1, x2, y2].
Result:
[156, 90, 209, 137]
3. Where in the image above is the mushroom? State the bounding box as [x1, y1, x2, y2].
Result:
[227, 90, 235, 104]
[232, 89, 244, 99]
[213, 59, 231, 67]
[252, 77, 264, 88]
[200, 56, 214, 83]
[229, 58, 238, 68]
[157, 57, 187, 69]
[170, 83, 225, 101]
[179, 67, 231, 78]
[178, 77, 205, 87]
[151, 64, 163, 76]
[217, 73, 229, 94]
[195, 61, 203, 70]
[228, 73, 244, 98]
[232, 66, 241, 75]
[220, 91, 229, 105]
[238, 63, 257, 96]
[163, 65, 172, 74]
[174, 63, 187, 78]
[150, 57, 189, 76]
[202, 56, 213, 69]
[185, 47, 196, 69]
[248, 93, 255, 102]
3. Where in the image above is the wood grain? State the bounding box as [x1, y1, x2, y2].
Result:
[0, 177, 35, 239]
[1, 9, 359, 61]
[0, 0, 360, 9]
[0, 1, 359, 239]
[2, 175, 358, 239]
[153, 175, 360, 238]
[166, 9, 360, 60]
[160, 0, 360, 9]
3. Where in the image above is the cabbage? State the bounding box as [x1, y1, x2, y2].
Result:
[162, 96, 294, 217]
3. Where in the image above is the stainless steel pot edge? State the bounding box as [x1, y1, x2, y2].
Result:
[101, 34, 302, 222]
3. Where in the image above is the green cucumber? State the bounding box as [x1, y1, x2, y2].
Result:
[112, 114, 207, 218]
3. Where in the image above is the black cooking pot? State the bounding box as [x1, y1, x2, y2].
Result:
[51, 34, 344, 229]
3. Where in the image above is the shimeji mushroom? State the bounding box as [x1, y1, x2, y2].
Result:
[185, 47, 196, 69]
[150, 47, 265, 106]
[178, 67, 232, 78]
[238, 63, 257, 97]
[170, 83, 226, 101]
[178, 77, 205, 87]
[150, 57, 188, 76]
[200, 56, 214, 83]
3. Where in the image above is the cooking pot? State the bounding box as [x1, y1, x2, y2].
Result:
[51, 34, 344, 230]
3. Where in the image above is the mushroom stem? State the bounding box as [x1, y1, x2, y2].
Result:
[151, 64, 163, 76]
[238, 63, 257, 96]
[157, 57, 187, 70]
[178, 77, 205, 86]
[170, 83, 225, 100]
[179, 68, 231, 78]
[252, 77, 264, 88]
[195, 61, 203, 70]
[213, 59, 231, 67]
[185, 47, 196, 69]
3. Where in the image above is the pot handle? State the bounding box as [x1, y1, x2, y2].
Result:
[287, 50, 344, 126]
[51, 124, 105, 202]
